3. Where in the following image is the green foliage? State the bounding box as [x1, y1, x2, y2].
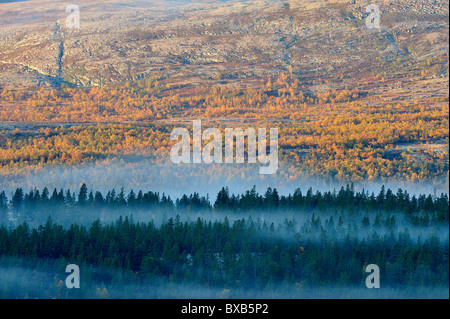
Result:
[0, 184, 447, 298]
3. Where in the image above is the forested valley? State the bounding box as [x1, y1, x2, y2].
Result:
[0, 184, 448, 298]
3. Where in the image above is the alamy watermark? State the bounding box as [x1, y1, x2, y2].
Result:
[66, 4, 80, 29]
[365, 264, 380, 288]
[366, 4, 380, 29]
[65, 264, 80, 288]
[170, 120, 279, 175]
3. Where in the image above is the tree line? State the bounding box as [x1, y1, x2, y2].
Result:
[1, 184, 448, 223]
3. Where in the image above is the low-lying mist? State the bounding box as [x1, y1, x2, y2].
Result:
[1, 261, 447, 299]
[1, 162, 448, 299]
[2, 159, 447, 200]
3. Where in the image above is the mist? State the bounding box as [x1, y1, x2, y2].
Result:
[0, 253, 448, 299]
[1, 158, 447, 203]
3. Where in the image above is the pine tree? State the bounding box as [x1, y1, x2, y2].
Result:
[78, 183, 88, 206]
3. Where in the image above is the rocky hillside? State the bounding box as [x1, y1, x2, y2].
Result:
[0, 0, 448, 101]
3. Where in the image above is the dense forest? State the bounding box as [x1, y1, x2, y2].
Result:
[1, 183, 449, 224]
[0, 184, 448, 298]
[1, 71, 448, 184]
